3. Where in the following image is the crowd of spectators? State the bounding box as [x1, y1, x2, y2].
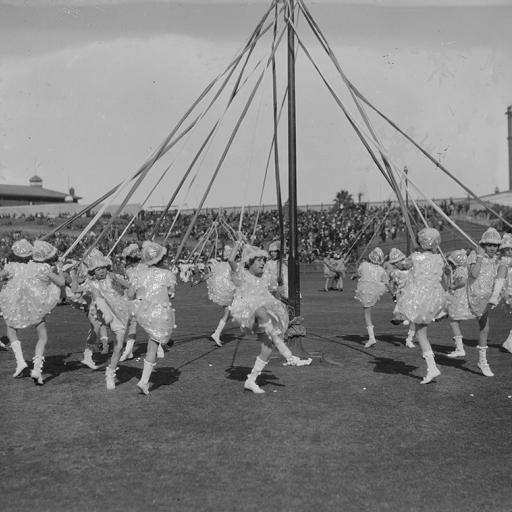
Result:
[0, 198, 495, 264]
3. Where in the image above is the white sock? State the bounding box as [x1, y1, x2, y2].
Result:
[478, 346, 489, 365]
[124, 338, 135, 355]
[453, 335, 464, 351]
[406, 328, 415, 342]
[139, 359, 156, 385]
[247, 356, 268, 381]
[11, 340, 25, 365]
[214, 319, 226, 335]
[423, 350, 438, 372]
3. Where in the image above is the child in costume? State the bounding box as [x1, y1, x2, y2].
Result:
[228, 241, 311, 394]
[466, 227, 501, 377]
[128, 241, 176, 395]
[63, 258, 107, 370]
[119, 243, 143, 361]
[394, 228, 446, 384]
[0, 240, 64, 384]
[207, 244, 236, 347]
[264, 240, 288, 299]
[354, 247, 389, 348]
[387, 248, 416, 348]
[322, 253, 337, 292]
[72, 250, 131, 390]
[488, 233, 512, 352]
[445, 249, 474, 358]
[333, 254, 346, 292]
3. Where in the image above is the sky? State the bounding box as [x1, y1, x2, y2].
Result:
[1, 0, 511, 209]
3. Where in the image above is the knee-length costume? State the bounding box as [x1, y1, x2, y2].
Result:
[230, 265, 288, 334]
[447, 265, 475, 321]
[354, 261, 388, 307]
[466, 251, 499, 317]
[395, 252, 447, 324]
[0, 261, 61, 329]
[78, 275, 131, 333]
[206, 261, 236, 307]
[130, 265, 176, 344]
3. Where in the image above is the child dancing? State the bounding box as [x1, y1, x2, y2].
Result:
[0, 240, 64, 384]
[207, 245, 236, 347]
[73, 250, 131, 390]
[387, 248, 416, 348]
[395, 228, 446, 384]
[466, 228, 501, 376]
[129, 241, 177, 395]
[488, 233, 512, 352]
[445, 249, 474, 358]
[354, 247, 389, 348]
[228, 241, 311, 394]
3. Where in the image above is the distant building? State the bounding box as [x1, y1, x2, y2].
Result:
[0, 175, 81, 207]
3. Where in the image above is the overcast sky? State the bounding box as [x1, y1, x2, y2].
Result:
[1, 0, 511, 209]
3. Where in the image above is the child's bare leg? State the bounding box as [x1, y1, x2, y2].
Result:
[120, 318, 137, 361]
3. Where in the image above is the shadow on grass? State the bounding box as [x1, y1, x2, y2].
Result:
[225, 365, 284, 389]
[115, 364, 181, 390]
[369, 356, 421, 380]
[42, 353, 89, 384]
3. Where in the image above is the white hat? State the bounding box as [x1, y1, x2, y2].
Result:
[121, 243, 141, 260]
[84, 250, 111, 273]
[11, 239, 33, 259]
[479, 227, 501, 246]
[417, 227, 441, 250]
[241, 244, 268, 266]
[141, 241, 167, 266]
[268, 240, 281, 252]
[388, 248, 406, 264]
[32, 240, 57, 262]
[500, 233, 512, 250]
[368, 247, 384, 265]
[447, 249, 467, 267]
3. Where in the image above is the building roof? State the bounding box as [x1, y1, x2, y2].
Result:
[478, 191, 512, 207]
[0, 184, 68, 199]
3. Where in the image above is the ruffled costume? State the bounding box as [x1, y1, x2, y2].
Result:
[263, 259, 288, 299]
[206, 261, 236, 306]
[80, 275, 131, 333]
[466, 251, 499, 317]
[394, 252, 447, 324]
[0, 261, 61, 329]
[230, 265, 288, 334]
[498, 256, 512, 312]
[323, 258, 336, 279]
[130, 265, 176, 344]
[354, 261, 388, 307]
[447, 266, 475, 321]
[388, 268, 410, 300]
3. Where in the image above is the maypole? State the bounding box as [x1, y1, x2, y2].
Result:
[287, 0, 300, 316]
[285, 0, 308, 350]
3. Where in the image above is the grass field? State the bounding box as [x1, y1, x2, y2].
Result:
[2, 270, 512, 512]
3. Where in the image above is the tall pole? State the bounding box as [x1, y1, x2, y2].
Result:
[507, 106, 512, 191]
[404, 166, 410, 254]
[287, 0, 300, 317]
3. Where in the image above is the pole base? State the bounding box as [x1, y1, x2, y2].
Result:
[285, 316, 311, 359]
